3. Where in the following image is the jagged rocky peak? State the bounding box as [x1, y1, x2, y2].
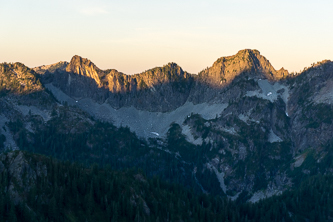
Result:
[198, 49, 289, 87]
[66, 55, 102, 86]
[66, 55, 98, 72]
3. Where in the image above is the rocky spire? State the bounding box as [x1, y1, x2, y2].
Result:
[66, 55, 102, 86]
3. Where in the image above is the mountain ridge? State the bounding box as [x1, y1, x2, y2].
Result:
[1, 50, 333, 204]
[34, 49, 289, 94]
[32, 49, 292, 112]
[65, 55, 192, 93]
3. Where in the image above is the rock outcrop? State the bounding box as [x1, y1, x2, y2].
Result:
[196, 49, 288, 87]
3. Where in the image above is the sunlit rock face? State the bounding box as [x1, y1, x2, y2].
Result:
[196, 49, 288, 87]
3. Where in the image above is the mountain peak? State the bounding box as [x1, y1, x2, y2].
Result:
[236, 48, 260, 56]
[66, 55, 101, 86]
[165, 62, 179, 68]
[67, 55, 97, 71]
[199, 49, 288, 87]
[70, 55, 90, 64]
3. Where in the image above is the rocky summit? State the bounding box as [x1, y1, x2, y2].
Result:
[1, 49, 333, 218]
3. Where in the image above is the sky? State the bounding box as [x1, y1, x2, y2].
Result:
[1, 0, 332, 74]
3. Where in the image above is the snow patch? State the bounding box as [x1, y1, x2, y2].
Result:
[238, 114, 249, 123]
[207, 163, 227, 194]
[181, 125, 203, 145]
[25, 122, 34, 133]
[246, 79, 290, 104]
[238, 109, 259, 125]
[249, 189, 282, 203]
[229, 192, 242, 201]
[293, 154, 306, 168]
[268, 129, 283, 143]
[220, 127, 238, 135]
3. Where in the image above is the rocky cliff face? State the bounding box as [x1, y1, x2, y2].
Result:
[66, 55, 102, 86]
[287, 60, 333, 153]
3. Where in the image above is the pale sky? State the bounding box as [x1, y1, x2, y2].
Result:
[1, 0, 332, 74]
